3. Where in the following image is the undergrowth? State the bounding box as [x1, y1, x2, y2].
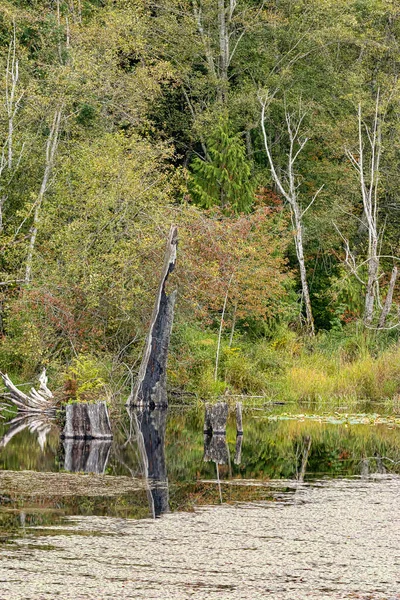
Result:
[168, 323, 400, 408]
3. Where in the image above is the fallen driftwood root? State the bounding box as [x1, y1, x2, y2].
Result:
[127, 225, 178, 408]
[62, 401, 113, 439]
[0, 369, 56, 413]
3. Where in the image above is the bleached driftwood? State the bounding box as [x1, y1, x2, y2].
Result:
[0, 369, 56, 413]
[127, 226, 178, 408]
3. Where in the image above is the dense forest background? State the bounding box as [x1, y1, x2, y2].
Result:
[0, 0, 400, 402]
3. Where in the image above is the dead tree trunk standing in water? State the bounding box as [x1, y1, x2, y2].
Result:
[203, 402, 229, 462]
[204, 402, 228, 434]
[130, 407, 169, 518]
[203, 402, 243, 464]
[235, 401, 243, 435]
[127, 226, 178, 408]
[234, 402, 243, 464]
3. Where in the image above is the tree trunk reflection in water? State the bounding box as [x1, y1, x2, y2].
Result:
[360, 457, 370, 479]
[203, 402, 244, 502]
[129, 407, 169, 518]
[297, 435, 312, 483]
[62, 439, 112, 474]
[234, 435, 243, 465]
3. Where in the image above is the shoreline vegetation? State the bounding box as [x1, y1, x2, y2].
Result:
[3, 325, 400, 415]
[168, 325, 400, 409]
[0, 2, 399, 412]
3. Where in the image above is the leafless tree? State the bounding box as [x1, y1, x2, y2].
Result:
[191, 0, 264, 102]
[260, 93, 323, 335]
[342, 93, 398, 327]
[345, 96, 382, 325]
[0, 23, 25, 233]
[25, 108, 63, 284]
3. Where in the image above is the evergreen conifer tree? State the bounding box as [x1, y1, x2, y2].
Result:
[190, 120, 254, 213]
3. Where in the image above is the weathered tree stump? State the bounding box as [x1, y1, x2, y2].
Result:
[204, 402, 228, 435]
[63, 439, 112, 474]
[62, 402, 113, 439]
[127, 226, 178, 408]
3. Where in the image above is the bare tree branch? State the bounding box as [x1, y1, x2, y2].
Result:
[25, 108, 63, 284]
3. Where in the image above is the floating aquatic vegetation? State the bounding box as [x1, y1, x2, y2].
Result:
[259, 412, 400, 426]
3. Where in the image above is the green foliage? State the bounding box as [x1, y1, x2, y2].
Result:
[169, 321, 400, 404]
[0, 299, 44, 375]
[0, 0, 399, 397]
[189, 119, 254, 213]
[64, 354, 108, 402]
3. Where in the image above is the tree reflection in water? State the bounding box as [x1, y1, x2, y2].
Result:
[128, 407, 169, 518]
[63, 439, 112, 474]
[0, 413, 54, 451]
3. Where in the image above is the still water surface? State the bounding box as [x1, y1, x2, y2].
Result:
[0, 404, 400, 599]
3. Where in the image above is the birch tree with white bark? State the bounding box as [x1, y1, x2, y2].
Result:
[191, 0, 254, 99]
[25, 108, 63, 284]
[260, 94, 323, 336]
[342, 94, 398, 328]
[0, 24, 24, 234]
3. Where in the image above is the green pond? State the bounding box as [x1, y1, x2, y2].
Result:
[0, 403, 400, 599]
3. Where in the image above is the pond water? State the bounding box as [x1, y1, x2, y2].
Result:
[1, 403, 400, 599]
